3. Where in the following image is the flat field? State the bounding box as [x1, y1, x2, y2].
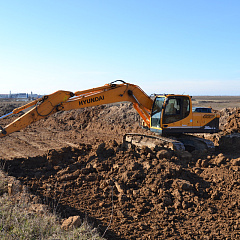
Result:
[192, 95, 240, 110]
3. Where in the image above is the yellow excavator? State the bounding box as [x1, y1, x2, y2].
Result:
[0, 80, 220, 151]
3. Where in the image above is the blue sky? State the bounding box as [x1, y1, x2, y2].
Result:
[0, 0, 239, 95]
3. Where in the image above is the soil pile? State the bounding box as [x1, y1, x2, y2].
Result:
[220, 108, 240, 134]
[214, 108, 240, 153]
[4, 141, 240, 239]
[32, 103, 141, 131]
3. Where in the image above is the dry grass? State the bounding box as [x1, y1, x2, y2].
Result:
[0, 171, 104, 240]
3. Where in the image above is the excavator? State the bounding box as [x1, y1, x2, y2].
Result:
[0, 80, 220, 151]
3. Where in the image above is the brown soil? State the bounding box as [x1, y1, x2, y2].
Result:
[1, 101, 240, 239]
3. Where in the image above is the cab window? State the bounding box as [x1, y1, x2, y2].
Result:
[163, 96, 190, 124]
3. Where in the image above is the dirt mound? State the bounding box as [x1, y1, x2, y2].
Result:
[213, 108, 240, 154]
[4, 141, 240, 239]
[220, 108, 240, 134]
[31, 103, 140, 131]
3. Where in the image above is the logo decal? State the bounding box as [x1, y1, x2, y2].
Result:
[203, 114, 214, 118]
[79, 95, 104, 106]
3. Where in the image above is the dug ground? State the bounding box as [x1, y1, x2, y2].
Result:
[0, 96, 240, 239]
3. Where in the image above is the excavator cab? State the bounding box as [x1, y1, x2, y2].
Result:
[150, 94, 219, 135]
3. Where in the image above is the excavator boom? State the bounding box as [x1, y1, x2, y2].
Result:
[0, 81, 153, 138]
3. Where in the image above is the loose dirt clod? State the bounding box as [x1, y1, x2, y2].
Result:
[61, 216, 82, 230]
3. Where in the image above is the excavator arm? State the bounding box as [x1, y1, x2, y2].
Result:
[0, 80, 153, 138]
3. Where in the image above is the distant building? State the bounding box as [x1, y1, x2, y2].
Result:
[13, 93, 28, 98]
[0, 94, 9, 98]
[0, 92, 42, 99]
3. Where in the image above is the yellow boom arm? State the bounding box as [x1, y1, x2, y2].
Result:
[0, 80, 153, 138]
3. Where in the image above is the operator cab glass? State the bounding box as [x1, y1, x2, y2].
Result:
[151, 97, 165, 128]
[151, 95, 190, 128]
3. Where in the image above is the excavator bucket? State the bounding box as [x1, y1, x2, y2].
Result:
[0, 112, 13, 136]
[0, 125, 6, 135]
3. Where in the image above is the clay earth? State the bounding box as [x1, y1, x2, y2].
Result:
[0, 96, 240, 239]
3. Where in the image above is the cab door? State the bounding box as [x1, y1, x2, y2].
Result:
[150, 96, 165, 129]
